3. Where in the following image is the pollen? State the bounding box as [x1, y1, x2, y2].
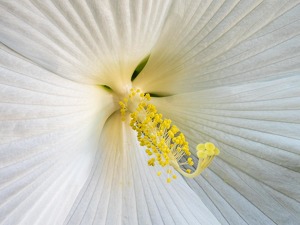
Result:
[119, 88, 219, 182]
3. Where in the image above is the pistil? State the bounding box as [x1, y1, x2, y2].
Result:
[119, 88, 219, 183]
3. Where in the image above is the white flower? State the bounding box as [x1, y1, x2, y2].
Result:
[1, 0, 300, 225]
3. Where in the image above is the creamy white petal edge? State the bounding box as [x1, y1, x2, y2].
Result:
[64, 113, 221, 225]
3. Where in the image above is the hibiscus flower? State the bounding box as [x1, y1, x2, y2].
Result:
[1, 1, 299, 224]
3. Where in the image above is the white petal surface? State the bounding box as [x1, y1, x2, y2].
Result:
[0, 1, 184, 224]
[0, 45, 116, 225]
[0, 0, 173, 93]
[135, 0, 300, 95]
[65, 113, 221, 225]
[153, 75, 300, 225]
[1, 0, 300, 225]
[134, 2, 300, 223]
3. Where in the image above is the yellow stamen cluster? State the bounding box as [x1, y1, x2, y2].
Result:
[119, 88, 219, 183]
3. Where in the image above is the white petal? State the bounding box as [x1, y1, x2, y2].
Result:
[135, 0, 300, 95]
[65, 113, 221, 225]
[0, 0, 173, 92]
[153, 75, 300, 224]
[0, 46, 116, 225]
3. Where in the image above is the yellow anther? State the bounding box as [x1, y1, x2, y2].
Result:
[148, 158, 155, 166]
[145, 93, 151, 100]
[119, 88, 219, 183]
[145, 149, 152, 156]
[187, 157, 194, 166]
[172, 175, 177, 179]
[188, 161, 194, 166]
[157, 171, 162, 176]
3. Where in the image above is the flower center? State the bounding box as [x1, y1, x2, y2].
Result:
[119, 88, 219, 183]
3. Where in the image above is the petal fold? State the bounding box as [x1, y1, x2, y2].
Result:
[0, 0, 174, 93]
[65, 113, 221, 225]
[0, 46, 116, 225]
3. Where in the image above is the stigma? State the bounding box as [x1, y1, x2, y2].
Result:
[119, 88, 219, 183]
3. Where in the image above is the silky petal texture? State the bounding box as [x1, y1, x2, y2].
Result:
[153, 75, 300, 225]
[0, 1, 195, 224]
[1, 0, 300, 225]
[0, 44, 117, 224]
[134, 2, 300, 223]
[0, 0, 173, 93]
[135, 0, 300, 95]
[64, 113, 221, 225]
